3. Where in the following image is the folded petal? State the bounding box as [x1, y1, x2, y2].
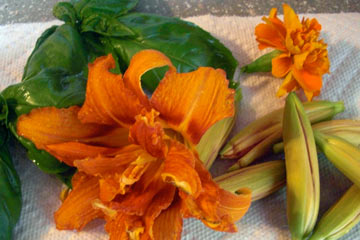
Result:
[17, 106, 110, 150]
[180, 159, 219, 227]
[54, 172, 102, 230]
[105, 213, 144, 240]
[143, 184, 176, 239]
[74, 145, 145, 176]
[180, 159, 249, 232]
[161, 140, 201, 197]
[123, 49, 176, 107]
[46, 142, 120, 166]
[216, 188, 252, 228]
[78, 54, 144, 126]
[111, 178, 167, 216]
[129, 109, 166, 158]
[151, 67, 235, 145]
[276, 72, 299, 97]
[272, 54, 292, 78]
[152, 198, 183, 240]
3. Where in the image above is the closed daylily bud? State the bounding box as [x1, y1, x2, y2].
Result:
[283, 93, 320, 240]
[314, 130, 360, 188]
[309, 185, 360, 240]
[214, 160, 285, 201]
[273, 119, 360, 154]
[222, 100, 344, 171]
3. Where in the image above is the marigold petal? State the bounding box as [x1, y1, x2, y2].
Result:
[292, 68, 322, 92]
[46, 142, 120, 166]
[17, 106, 110, 150]
[129, 109, 166, 158]
[272, 54, 292, 78]
[54, 172, 102, 230]
[294, 51, 310, 70]
[276, 72, 299, 97]
[151, 67, 235, 145]
[124, 49, 176, 107]
[255, 23, 286, 51]
[283, 4, 302, 31]
[161, 141, 201, 197]
[152, 199, 183, 240]
[78, 54, 144, 126]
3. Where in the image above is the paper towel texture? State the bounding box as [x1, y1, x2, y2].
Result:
[0, 13, 359, 239]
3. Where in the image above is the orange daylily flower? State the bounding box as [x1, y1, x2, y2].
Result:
[255, 4, 330, 101]
[17, 49, 251, 240]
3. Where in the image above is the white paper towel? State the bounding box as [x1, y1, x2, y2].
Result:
[0, 13, 360, 240]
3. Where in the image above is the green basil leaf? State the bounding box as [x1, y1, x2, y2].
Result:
[0, 126, 21, 240]
[53, 2, 78, 27]
[2, 24, 87, 184]
[92, 13, 238, 91]
[71, 0, 138, 19]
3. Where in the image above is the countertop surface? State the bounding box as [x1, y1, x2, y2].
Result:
[0, 0, 359, 25]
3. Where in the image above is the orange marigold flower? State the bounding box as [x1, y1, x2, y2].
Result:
[17, 49, 252, 240]
[255, 4, 330, 101]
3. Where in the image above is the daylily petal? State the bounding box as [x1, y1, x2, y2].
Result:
[143, 184, 176, 239]
[105, 213, 144, 240]
[151, 67, 235, 145]
[74, 145, 146, 176]
[161, 140, 201, 197]
[111, 178, 168, 216]
[78, 54, 144, 127]
[180, 159, 250, 232]
[46, 142, 120, 166]
[283, 4, 302, 31]
[129, 109, 166, 158]
[292, 68, 322, 93]
[123, 49, 176, 107]
[152, 199, 183, 240]
[217, 188, 252, 223]
[272, 54, 292, 77]
[54, 172, 102, 230]
[17, 106, 110, 150]
[82, 128, 130, 148]
[276, 72, 299, 97]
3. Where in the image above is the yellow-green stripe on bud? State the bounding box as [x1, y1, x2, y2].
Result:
[314, 130, 360, 188]
[283, 93, 320, 240]
[214, 160, 285, 201]
[223, 100, 344, 171]
[309, 185, 360, 240]
[273, 119, 360, 154]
